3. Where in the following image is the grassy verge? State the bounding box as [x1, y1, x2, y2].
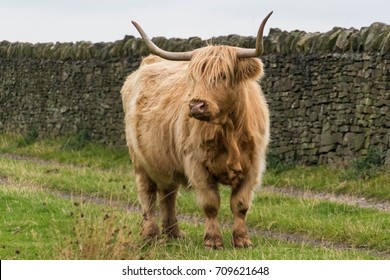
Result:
[264, 156, 389, 202]
[0, 156, 137, 202]
[248, 192, 390, 252]
[0, 133, 130, 169]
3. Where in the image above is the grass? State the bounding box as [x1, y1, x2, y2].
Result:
[0, 133, 389, 259]
[0, 132, 130, 169]
[248, 193, 390, 252]
[0, 156, 137, 202]
[263, 164, 390, 201]
[0, 187, 74, 259]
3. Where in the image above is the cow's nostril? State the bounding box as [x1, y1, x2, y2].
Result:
[193, 102, 205, 112]
[189, 100, 210, 121]
[189, 100, 206, 112]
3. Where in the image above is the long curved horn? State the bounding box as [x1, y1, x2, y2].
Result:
[132, 11, 272, 61]
[131, 21, 194, 61]
[236, 11, 273, 58]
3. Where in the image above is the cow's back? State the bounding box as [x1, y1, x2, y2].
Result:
[121, 55, 189, 185]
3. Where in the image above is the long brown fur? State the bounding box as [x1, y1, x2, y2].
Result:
[121, 46, 270, 248]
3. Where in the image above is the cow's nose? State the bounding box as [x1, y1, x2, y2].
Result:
[189, 100, 206, 114]
[189, 100, 210, 121]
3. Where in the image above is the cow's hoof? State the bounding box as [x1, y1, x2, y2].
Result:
[141, 222, 160, 241]
[232, 235, 253, 248]
[204, 234, 224, 250]
[164, 226, 185, 239]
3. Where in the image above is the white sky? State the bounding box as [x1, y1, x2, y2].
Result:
[0, 0, 389, 43]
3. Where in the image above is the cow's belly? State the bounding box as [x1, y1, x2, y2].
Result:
[130, 117, 187, 186]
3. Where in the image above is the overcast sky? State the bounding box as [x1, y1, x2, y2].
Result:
[0, 0, 389, 43]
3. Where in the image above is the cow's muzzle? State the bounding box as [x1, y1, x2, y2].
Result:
[189, 100, 211, 121]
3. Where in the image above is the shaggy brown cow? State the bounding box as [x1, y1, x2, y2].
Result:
[121, 12, 272, 249]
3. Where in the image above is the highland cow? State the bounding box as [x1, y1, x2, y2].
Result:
[121, 12, 272, 249]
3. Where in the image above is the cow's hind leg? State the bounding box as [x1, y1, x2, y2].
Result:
[135, 167, 160, 240]
[230, 183, 253, 248]
[159, 185, 183, 238]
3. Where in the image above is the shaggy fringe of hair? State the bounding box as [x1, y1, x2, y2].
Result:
[188, 46, 238, 86]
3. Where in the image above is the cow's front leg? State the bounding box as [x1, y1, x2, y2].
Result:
[230, 180, 255, 248]
[186, 158, 223, 249]
[159, 186, 183, 239]
[196, 185, 223, 249]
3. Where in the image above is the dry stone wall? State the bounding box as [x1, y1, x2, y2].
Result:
[0, 22, 389, 164]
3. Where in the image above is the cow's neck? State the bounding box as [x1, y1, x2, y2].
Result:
[221, 89, 251, 187]
[221, 118, 243, 187]
[226, 92, 250, 140]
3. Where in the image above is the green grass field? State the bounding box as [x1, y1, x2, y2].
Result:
[0, 133, 389, 260]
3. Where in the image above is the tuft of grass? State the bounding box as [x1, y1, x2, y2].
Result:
[266, 152, 297, 174]
[61, 131, 90, 151]
[59, 210, 142, 260]
[341, 148, 386, 181]
[16, 130, 39, 147]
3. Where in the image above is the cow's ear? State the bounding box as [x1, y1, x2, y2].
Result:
[235, 58, 264, 82]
